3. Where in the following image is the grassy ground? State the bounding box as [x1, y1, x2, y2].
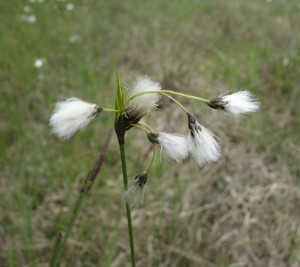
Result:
[1, 0, 300, 266]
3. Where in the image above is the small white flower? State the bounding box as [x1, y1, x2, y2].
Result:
[210, 91, 260, 116]
[34, 58, 46, 68]
[148, 132, 189, 164]
[282, 58, 289, 66]
[124, 173, 147, 209]
[24, 6, 31, 12]
[49, 98, 101, 140]
[27, 15, 37, 23]
[125, 75, 161, 117]
[187, 113, 221, 166]
[66, 3, 74, 11]
[68, 34, 81, 43]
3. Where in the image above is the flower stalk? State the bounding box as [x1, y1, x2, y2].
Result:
[117, 133, 136, 267]
[102, 108, 120, 112]
[161, 93, 189, 113]
[126, 89, 211, 106]
[114, 71, 137, 266]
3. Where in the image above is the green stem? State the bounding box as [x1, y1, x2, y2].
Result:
[161, 93, 189, 113]
[102, 108, 120, 112]
[132, 124, 150, 133]
[146, 145, 156, 172]
[138, 121, 153, 132]
[119, 143, 136, 267]
[126, 89, 211, 106]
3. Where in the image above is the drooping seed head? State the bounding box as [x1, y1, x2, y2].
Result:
[187, 113, 221, 166]
[49, 98, 101, 140]
[148, 132, 189, 164]
[124, 172, 148, 209]
[209, 91, 260, 115]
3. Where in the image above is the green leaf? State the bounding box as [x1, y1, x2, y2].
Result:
[114, 71, 125, 113]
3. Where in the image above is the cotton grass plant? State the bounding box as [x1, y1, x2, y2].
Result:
[49, 72, 260, 267]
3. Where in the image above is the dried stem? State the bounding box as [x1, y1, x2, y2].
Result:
[49, 128, 114, 267]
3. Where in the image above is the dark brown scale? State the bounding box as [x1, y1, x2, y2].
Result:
[134, 173, 148, 187]
[147, 132, 160, 145]
[207, 97, 227, 110]
[187, 113, 202, 137]
[91, 106, 103, 117]
[123, 113, 142, 131]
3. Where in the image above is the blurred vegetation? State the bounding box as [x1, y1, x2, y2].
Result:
[1, 0, 300, 266]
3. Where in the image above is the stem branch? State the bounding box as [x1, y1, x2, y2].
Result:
[126, 89, 211, 106]
[132, 124, 150, 133]
[138, 121, 154, 132]
[161, 93, 189, 113]
[146, 145, 156, 172]
[102, 108, 120, 112]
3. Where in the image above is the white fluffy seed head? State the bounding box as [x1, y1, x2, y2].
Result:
[124, 173, 147, 209]
[49, 98, 101, 140]
[187, 114, 221, 166]
[222, 91, 260, 115]
[125, 75, 161, 117]
[148, 132, 189, 164]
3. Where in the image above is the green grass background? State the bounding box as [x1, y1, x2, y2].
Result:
[1, 0, 300, 266]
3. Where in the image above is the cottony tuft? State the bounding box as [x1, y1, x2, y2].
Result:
[124, 172, 148, 208]
[209, 90, 260, 115]
[187, 113, 221, 166]
[148, 132, 189, 164]
[124, 75, 161, 117]
[49, 98, 101, 140]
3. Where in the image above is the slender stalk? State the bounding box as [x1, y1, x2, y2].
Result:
[146, 145, 156, 172]
[138, 121, 153, 132]
[49, 128, 113, 267]
[161, 93, 189, 113]
[132, 123, 150, 133]
[119, 143, 136, 267]
[126, 89, 211, 106]
[102, 108, 120, 112]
